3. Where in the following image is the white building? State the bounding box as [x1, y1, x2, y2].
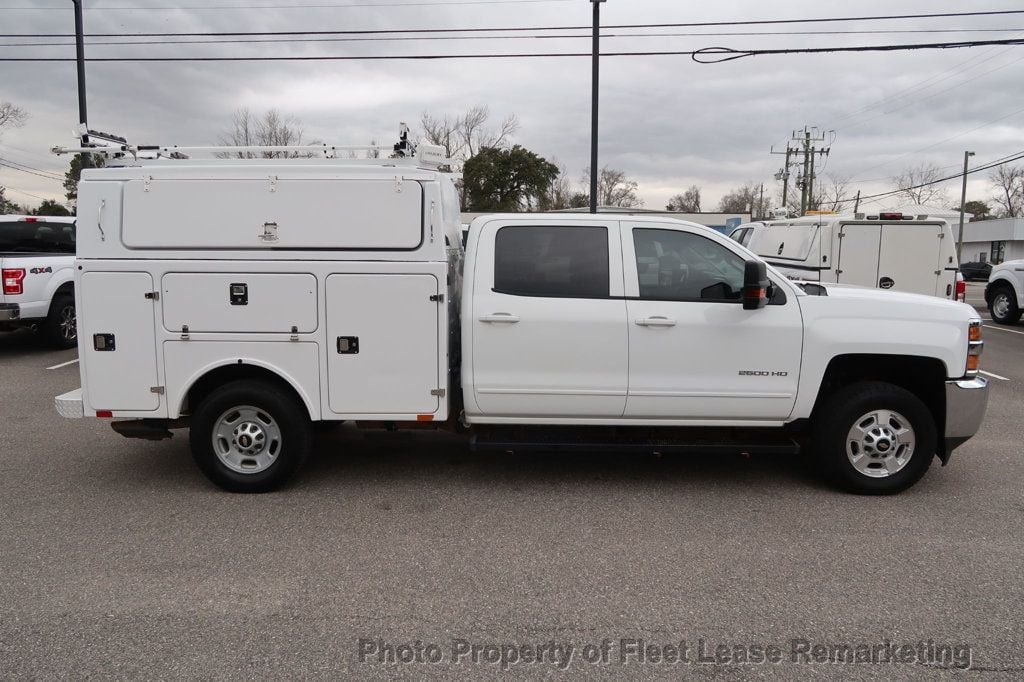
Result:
[959, 217, 1024, 264]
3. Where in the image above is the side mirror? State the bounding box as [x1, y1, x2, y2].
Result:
[742, 260, 770, 310]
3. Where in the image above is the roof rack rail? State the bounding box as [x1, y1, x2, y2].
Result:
[51, 122, 449, 169]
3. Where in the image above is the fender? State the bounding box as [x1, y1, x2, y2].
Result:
[171, 357, 321, 421]
[986, 270, 1024, 307]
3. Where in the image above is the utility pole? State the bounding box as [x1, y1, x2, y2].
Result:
[589, 0, 606, 214]
[957, 150, 975, 263]
[757, 183, 764, 220]
[853, 190, 861, 214]
[72, 0, 91, 169]
[772, 127, 830, 216]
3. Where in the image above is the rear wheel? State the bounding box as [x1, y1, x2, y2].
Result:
[189, 379, 311, 493]
[813, 381, 936, 494]
[42, 293, 77, 349]
[989, 286, 1021, 325]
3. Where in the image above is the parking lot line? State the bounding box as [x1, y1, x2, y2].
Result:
[984, 325, 1024, 337]
[980, 370, 1010, 381]
[46, 358, 79, 370]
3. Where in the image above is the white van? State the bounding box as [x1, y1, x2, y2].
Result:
[735, 213, 962, 300]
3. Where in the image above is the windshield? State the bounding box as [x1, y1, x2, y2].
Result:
[0, 220, 76, 254]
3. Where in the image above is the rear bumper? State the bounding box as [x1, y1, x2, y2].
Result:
[943, 377, 989, 454]
[55, 388, 84, 419]
[0, 303, 19, 321]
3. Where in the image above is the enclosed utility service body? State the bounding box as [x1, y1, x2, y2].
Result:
[56, 144, 988, 495]
[736, 214, 961, 299]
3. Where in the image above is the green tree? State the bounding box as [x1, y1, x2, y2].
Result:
[953, 200, 992, 221]
[0, 186, 25, 214]
[63, 153, 105, 204]
[32, 199, 72, 216]
[463, 145, 559, 212]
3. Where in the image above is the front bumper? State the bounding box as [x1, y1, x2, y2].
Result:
[0, 303, 20, 322]
[943, 377, 989, 455]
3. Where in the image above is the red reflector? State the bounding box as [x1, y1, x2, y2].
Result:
[96, 410, 113, 418]
[416, 414, 433, 422]
[2, 268, 26, 295]
[878, 212, 903, 220]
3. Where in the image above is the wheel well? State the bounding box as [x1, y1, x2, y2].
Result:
[54, 282, 74, 296]
[183, 364, 310, 419]
[985, 279, 1015, 305]
[813, 354, 946, 433]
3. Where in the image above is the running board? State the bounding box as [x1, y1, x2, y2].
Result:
[470, 427, 800, 456]
[110, 418, 187, 441]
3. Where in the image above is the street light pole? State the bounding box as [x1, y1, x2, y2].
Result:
[72, 0, 91, 169]
[589, 0, 605, 214]
[957, 150, 975, 264]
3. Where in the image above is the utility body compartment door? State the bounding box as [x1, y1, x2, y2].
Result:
[877, 223, 944, 296]
[79, 272, 160, 412]
[836, 224, 882, 288]
[161, 272, 317, 333]
[325, 274, 441, 415]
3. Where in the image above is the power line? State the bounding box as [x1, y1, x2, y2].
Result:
[857, 150, 1024, 201]
[7, 10, 1024, 38]
[4, 0, 574, 10]
[2, 37, 1022, 62]
[0, 160, 63, 181]
[1, 186, 52, 202]
[5, 28, 1024, 49]
[0, 158, 63, 180]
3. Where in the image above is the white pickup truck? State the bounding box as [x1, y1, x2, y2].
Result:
[985, 259, 1024, 325]
[0, 215, 77, 348]
[54, 141, 989, 495]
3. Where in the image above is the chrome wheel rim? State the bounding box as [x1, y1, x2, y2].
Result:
[992, 293, 1011, 319]
[59, 305, 76, 342]
[846, 409, 915, 478]
[212, 405, 282, 474]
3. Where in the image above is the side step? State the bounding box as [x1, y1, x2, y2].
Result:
[469, 426, 800, 456]
[110, 418, 185, 441]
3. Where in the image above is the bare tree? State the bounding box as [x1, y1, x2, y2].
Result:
[718, 183, 761, 214]
[581, 166, 643, 208]
[0, 101, 28, 134]
[218, 108, 311, 158]
[666, 185, 701, 212]
[891, 163, 950, 206]
[420, 105, 519, 164]
[990, 164, 1024, 218]
[813, 173, 854, 213]
[539, 163, 574, 211]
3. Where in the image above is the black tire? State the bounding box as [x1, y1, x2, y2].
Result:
[189, 379, 311, 493]
[988, 285, 1022, 325]
[812, 381, 936, 495]
[42, 293, 77, 349]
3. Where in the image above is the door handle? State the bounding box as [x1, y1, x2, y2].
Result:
[479, 313, 520, 323]
[635, 316, 676, 327]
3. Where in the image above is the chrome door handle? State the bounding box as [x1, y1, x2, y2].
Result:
[635, 316, 676, 327]
[479, 313, 520, 323]
[97, 199, 106, 242]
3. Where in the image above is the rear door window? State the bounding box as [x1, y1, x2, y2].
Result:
[494, 225, 609, 298]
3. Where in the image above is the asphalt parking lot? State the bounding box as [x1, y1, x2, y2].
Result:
[1, 282, 1022, 678]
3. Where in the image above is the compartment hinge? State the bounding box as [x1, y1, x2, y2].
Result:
[429, 294, 444, 303]
[429, 199, 436, 243]
[430, 388, 446, 397]
[395, 175, 404, 193]
[150, 386, 165, 395]
[144, 175, 152, 192]
[290, 325, 299, 341]
[144, 291, 159, 300]
[181, 324, 190, 340]
[268, 175, 278, 193]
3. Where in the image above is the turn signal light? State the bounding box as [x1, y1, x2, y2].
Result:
[966, 355, 980, 372]
[969, 324, 983, 342]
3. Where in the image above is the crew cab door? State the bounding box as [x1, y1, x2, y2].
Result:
[622, 223, 802, 420]
[469, 220, 628, 417]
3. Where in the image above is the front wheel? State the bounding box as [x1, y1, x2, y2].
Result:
[813, 382, 936, 494]
[189, 379, 311, 493]
[989, 286, 1022, 325]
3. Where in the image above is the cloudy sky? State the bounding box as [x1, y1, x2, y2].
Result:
[1, 0, 1022, 213]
